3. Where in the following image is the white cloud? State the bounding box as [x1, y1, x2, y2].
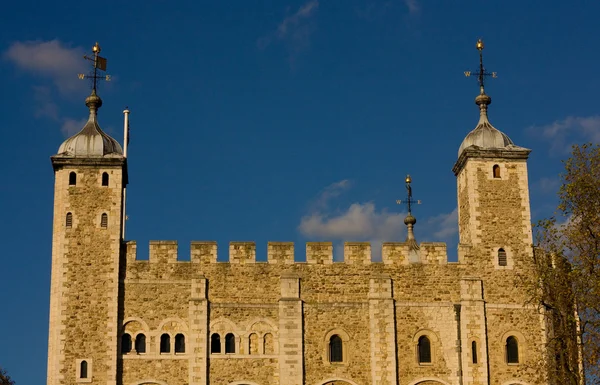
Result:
[298, 180, 459, 261]
[426, 208, 458, 239]
[5, 39, 87, 94]
[528, 116, 600, 154]
[32, 85, 59, 120]
[299, 202, 406, 240]
[257, 1, 319, 65]
[4, 40, 96, 137]
[404, 0, 420, 15]
[311, 179, 351, 209]
[61, 118, 87, 136]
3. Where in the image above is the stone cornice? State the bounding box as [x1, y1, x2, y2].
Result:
[452, 146, 531, 176]
[51, 156, 128, 185]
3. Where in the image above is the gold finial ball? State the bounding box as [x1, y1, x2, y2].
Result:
[92, 42, 101, 53]
[476, 39, 484, 51]
[405, 175, 412, 184]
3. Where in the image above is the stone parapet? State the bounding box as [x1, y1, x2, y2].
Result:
[125, 241, 450, 265]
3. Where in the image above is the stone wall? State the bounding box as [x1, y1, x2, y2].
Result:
[118, 240, 548, 385]
[48, 161, 125, 385]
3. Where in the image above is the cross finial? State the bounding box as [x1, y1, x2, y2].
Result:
[396, 174, 422, 249]
[78, 42, 111, 92]
[396, 174, 421, 214]
[464, 38, 497, 95]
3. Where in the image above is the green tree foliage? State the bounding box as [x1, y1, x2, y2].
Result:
[0, 367, 15, 385]
[532, 143, 600, 384]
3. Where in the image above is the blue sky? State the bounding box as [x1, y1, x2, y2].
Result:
[2, 0, 600, 383]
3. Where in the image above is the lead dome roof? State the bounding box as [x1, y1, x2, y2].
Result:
[56, 91, 123, 158]
[457, 92, 526, 157]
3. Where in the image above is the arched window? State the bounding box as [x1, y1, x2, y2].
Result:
[264, 333, 274, 354]
[225, 333, 235, 354]
[135, 334, 146, 353]
[471, 341, 478, 364]
[69, 172, 77, 186]
[493, 164, 501, 178]
[101, 213, 108, 229]
[329, 334, 343, 362]
[418, 335, 432, 363]
[175, 333, 185, 353]
[66, 212, 73, 228]
[211, 333, 221, 353]
[249, 333, 258, 355]
[506, 336, 519, 364]
[160, 334, 171, 353]
[80, 361, 88, 379]
[102, 172, 109, 186]
[498, 248, 507, 266]
[121, 333, 132, 354]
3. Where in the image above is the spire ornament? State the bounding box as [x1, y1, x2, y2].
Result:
[464, 39, 497, 125]
[396, 175, 421, 250]
[78, 42, 111, 113]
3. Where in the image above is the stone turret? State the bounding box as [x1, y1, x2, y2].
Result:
[453, 39, 533, 291]
[47, 42, 126, 385]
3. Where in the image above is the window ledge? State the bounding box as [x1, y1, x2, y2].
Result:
[418, 362, 433, 366]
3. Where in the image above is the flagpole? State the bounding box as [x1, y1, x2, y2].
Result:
[122, 107, 130, 240]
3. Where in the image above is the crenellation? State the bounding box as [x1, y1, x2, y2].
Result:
[125, 240, 137, 263]
[229, 241, 256, 264]
[149, 240, 178, 263]
[344, 242, 371, 264]
[48, 74, 555, 385]
[267, 242, 294, 264]
[382, 242, 408, 265]
[420, 242, 448, 264]
[190, 241, 217, 264]
[306, 242, 333, 264]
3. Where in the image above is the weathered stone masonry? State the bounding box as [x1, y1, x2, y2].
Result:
[47, 63, 554, 384]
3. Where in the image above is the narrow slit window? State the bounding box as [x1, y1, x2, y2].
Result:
[135, 334, 146, 353]
[471, 341, 478, 364]
[493, 164, 501, 178]
[66, 212, 73, 228]
[506, 336, 519, 364]
[329, 334, 343, 362]
[418, 336, 432, 363]
[101, 172, 109, 186]
[101, 213, 108, 229]
[498, 248, 507, 266]
[175, 334, 185, 353]
[211, 334, 221, 353]
[160, 334, 171, 353]
[225, 333, 235, 354]
[69, 172, 77, 186]
[121, 333, 132, 354]
[80, 361, 88, 379]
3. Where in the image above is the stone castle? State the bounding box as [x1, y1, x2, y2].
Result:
[46, 42, 552, 385]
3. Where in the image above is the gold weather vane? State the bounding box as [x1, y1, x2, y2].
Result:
[78, 42, 111, 91]
[464, 39, 497, 91]
[396, 175, 421, 214]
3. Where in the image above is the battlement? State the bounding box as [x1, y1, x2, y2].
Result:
[125, 240, 450, 265]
